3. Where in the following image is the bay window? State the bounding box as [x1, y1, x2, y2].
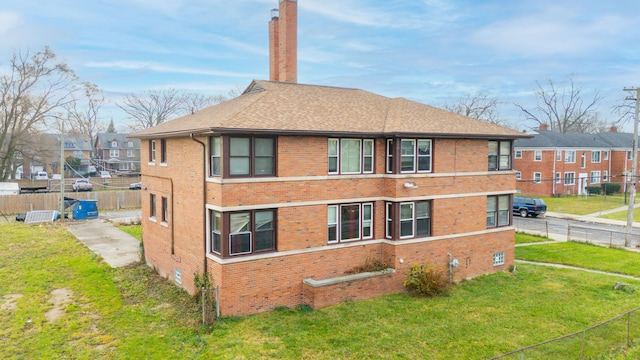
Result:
[209, 209, 276, 257]
[227, 136, 275, 177]
[386, 201, 431, 239]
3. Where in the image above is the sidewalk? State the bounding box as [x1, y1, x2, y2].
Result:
[65, 212, 141, 268]
[544, 204, 640, 228]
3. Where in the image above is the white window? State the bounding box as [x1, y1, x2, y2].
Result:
[119, 163, 128, 170]
[555, 172, 561, 184]
[210, 211, 221, 254]
[127, 149, 134, 158]
[487, 195, 510, 228]
[401, 140, 416, 173]
[515, 171, 521, 180]
[556, 150, 562, 161]
[400, 202, 414, 238]
[534, 150, 542, 161]
[150, 140, 156, 163]
[591, 151, 601, 163]
[533, 172, 541, 183]
[111, 141, 117, 147]
[385, 202, 393, 239]
[493, 252, 505, 266]
[590, 171, 601, 184]
[328, 203, 372, 243]
[328, 138, 374, 175]
[515, 150, 522, 159]
[386, 139, 393, 173]
[580, 153, 586, 168]
[565, 150, 576, 163]
[109, 149, 119, 158]
[604, 151, 609, 161]
[488, 140, 512, 171]
[564, 172, 575, 185]
[628, 151, 633, 160]
[603, 170, 608, 182]
[128, 141, 133, 148]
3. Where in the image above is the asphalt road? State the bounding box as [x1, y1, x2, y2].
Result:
[514, 215, 640, 247]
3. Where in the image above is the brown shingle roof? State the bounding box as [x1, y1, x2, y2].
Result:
[132, 80, 527, 139]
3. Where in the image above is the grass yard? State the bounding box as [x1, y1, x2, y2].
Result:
[534, 194, 626, 215]
[117, 224, 142, 240]
[3, 223, 640, 359]
[516, 241, 640, 278]
[601, 209, 640, 223]
[515, 232, 551, 244]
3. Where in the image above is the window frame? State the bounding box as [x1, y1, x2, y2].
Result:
[488, 140, 512, 171]
[533, 172, 541, 183]
[603, 170, 609, 182]
[399, 202, 415, 239]
[226, 136, 277, 178]
[515, 171, 521, 180]
[209, 136, 221, 177]
[226, 209, 277, 257]
[564, 172, 576, 185]
[493, 252, 505, 266]
[328, 202, 374, 243]
[604, 151, 609, 161]
[534, 150, 542, 161]
[149, 140, 156, 163]
[111, 141, 117, 147]
[160, 139, 167, 164]
[590, 171, 601, 184]
[161, 196, 168, 223]
[149, 194, 156, 219]
[487, 195, 511, 228]
[327, 138, 376, 175]
[210, 211, 222, 255]
[565, 150, 576, 163]
[127, 149, 134, 158]
[591, 151, 601, 163]
[555, 172, 561, 184]
[515, 150, 522, 159]
[386, 139, 394, 173]
[109, 149, 119, 158]
[386, 201, 431, 240]
[556, 150, 562, 161]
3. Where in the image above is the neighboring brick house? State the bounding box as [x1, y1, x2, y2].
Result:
[514, 126, 639, 197]
[131, 0, 527, 316]
[94, 133, 141, 176]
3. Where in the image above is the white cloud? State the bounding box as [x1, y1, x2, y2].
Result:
[85, 61, 257, 78]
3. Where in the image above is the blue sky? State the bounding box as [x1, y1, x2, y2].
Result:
[2, 0, 640, 132]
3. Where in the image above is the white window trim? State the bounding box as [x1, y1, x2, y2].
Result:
[564, 172, 576, 185]
[515, 171, 521, 180]
[604, 151, 609, 161]
[493, 252, 505, 266]
[399, 202, 414, 239]
[555, 172, 561, 184]
[603, 170, 609, 182]
[591, 151, 601, 163]
[590, 171, 601, 184]
[385, 202, 393, 239]
[229, 232, 253, 256]
[565, 150, 576, 164]
[417, 139, 432, 173]
[515, 150, 522, 159]
[363, 139, 374, 174]
[556, 150, 562, 161]
[533, 172, 541, 183]
[400, 139, 416, 174]
[362, 203, 373, 240]
[386, 139, 393, 174]
[534, 150, 542, 162]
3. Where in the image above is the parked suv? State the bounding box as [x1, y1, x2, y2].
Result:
[513, 196, 547, 218]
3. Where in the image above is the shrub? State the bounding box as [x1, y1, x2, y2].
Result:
[403, 263, 451, 297]
[601, 183, 621, 195]
[585, 186, 602, 195]
[344, 256, 388, 275]
[194, 272, 216, 324]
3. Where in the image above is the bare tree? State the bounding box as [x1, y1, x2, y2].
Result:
[515, 75, 602, 134]
[444, 93, 504, 125]
[64, 82, 106, 144]
[0, 47, 78, 181]
[118, 89, 190, 131]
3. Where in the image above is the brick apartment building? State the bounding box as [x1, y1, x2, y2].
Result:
[514, 125, 639, 197]
[132, 0, 527, 316]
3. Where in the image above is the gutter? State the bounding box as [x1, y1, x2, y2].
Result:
[190, 134, 208, 279]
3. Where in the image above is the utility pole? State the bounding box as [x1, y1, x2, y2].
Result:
[624, 87, 640, 247]
[59, 121, 65, 217]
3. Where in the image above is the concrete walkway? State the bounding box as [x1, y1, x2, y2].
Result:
[65, 218, 140, 268]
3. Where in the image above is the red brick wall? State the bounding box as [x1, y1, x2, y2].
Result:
[141, 134, 516, 316]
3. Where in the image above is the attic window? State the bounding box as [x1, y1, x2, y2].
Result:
[111, 141, 118, 147]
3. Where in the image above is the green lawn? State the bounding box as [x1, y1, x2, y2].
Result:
[3, 223, 640, 359]
[516, 241, 640, 278]
[515, 232, 551, 244]
[534, 194, 626, 215]
[601, 209, 640, 223]
[118, 224, 142, 240]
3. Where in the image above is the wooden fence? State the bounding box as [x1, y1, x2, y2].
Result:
[16, 177, 141, 192]
[0, 190, 141, 215]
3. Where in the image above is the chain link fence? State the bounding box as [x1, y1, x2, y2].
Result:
[491, 307, 640, 359]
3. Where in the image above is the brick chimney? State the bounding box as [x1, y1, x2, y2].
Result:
[539, 124, 548, 131]
[610, 126, 618, 133]
[269, 0, 297, 83]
